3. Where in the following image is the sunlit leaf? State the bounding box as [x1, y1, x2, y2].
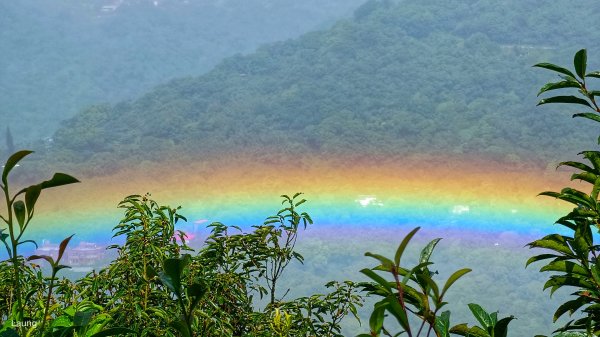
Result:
[435, 311, 451, 337]
[573, 112, 600, 124]
[420, 238, 441, 264]
[468, 303, 493, 330]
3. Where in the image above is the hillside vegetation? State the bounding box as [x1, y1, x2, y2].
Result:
[36, 0, 600, 175]
[0, 0, 364, 143]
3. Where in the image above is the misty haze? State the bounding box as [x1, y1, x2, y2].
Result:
[1, 1, 600, 336]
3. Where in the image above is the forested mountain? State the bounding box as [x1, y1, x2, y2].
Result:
[36, 0, 600, 174]
[0, 0, 364, 143]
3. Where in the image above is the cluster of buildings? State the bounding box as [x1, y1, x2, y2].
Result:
[34, 240, 106, 267]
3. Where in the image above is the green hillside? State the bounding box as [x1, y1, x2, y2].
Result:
[0, 0, 364, 143]
[37, 0, 600, 174]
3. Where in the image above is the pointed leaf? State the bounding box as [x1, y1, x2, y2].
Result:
[24, 185, 42, 217]
[385, 294, 411, 333]
[553, 297, 589, 322]
[449, 324, 489, 337]
[435, 311, 451, 337]
[538, 81, 581, 96]
[420, 238, 442, 264]
[28, 254, 55, 266]
[587, 71, 600, 78]
[574, 49, 587, 79]
[573, 112, 600, 124]
[365, 252, 395, 271]
[537, 96, 592, 108]
[534, 63, 577, 78]
[558, 161, 595, 173]
[360, 268, 393, 294]
[526, 254, 562, 267]
[540, 261, 587, 276]
[369, 306, 385, 334]
[441, 268, 471, 299]
[57, 235, 74, 263]
[40, 173, 80, 190]
[468, 303, 493, 330]
[13, 201, 25, 229]
[493, 316, 516, 337]
[17, 240, 38, 249]
[527, 235, 574, 256]
[395, 227, 420, 266]
[2, 150, 33, 185]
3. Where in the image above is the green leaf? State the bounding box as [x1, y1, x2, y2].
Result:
[543, 276, 596, 294]
[57, 234, 74, 263]
[73, 310, 94, 327]
[395, 227, 420, 266]
[13, 201, 25, 229]
[468, 303, 493, 330]
[40, 173, 80, 190]
[420, 238, 441, 264]
[0, 328, 19, 337]
[449, 324, 489, 337]
[526, 254, 562, 267]
[573, 112, 600, 124]
[493, 316, 516, 337]
[365, 252, 395, 271]
[384, 294, 411, 333]
[540, 261, 588, 277]
[534, 63, 577, 78]
[24, 184, 42, 218]
[527, 235, 574, 256]
[537, 96, 592, 108]
[369, 306, 385, 334]
[574, 49, 587, 79]
[160, 254, 191, 296]
[538, 81, 581, 96]
[1, 150, 33, 185]
[440, 268, 471, 299]
[558, 161, 595, 173]
[435, 311, 451, 337]
[360, 268, 393, 294]
[553, 297, 589, 322]
[170, 319, 191, 337]
[89, 328, 138, 337]
[586, 71, 600, 78]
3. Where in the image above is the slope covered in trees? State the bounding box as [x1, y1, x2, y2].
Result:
[39, 0, 600, 175]
[0, 0, 364, 143]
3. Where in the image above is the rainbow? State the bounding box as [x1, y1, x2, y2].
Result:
[8, 154, 573, 255]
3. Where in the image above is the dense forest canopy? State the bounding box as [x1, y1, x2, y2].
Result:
[30, 0, 600, 175]
[0, 0, 364, 143]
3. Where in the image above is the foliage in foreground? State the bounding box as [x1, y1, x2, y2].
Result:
[3, 49, 600, 337]
[527, 49, 600, 336]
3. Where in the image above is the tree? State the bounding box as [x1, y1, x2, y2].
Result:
[528, 49, 600, 336]
[5, 126, 14, 156]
